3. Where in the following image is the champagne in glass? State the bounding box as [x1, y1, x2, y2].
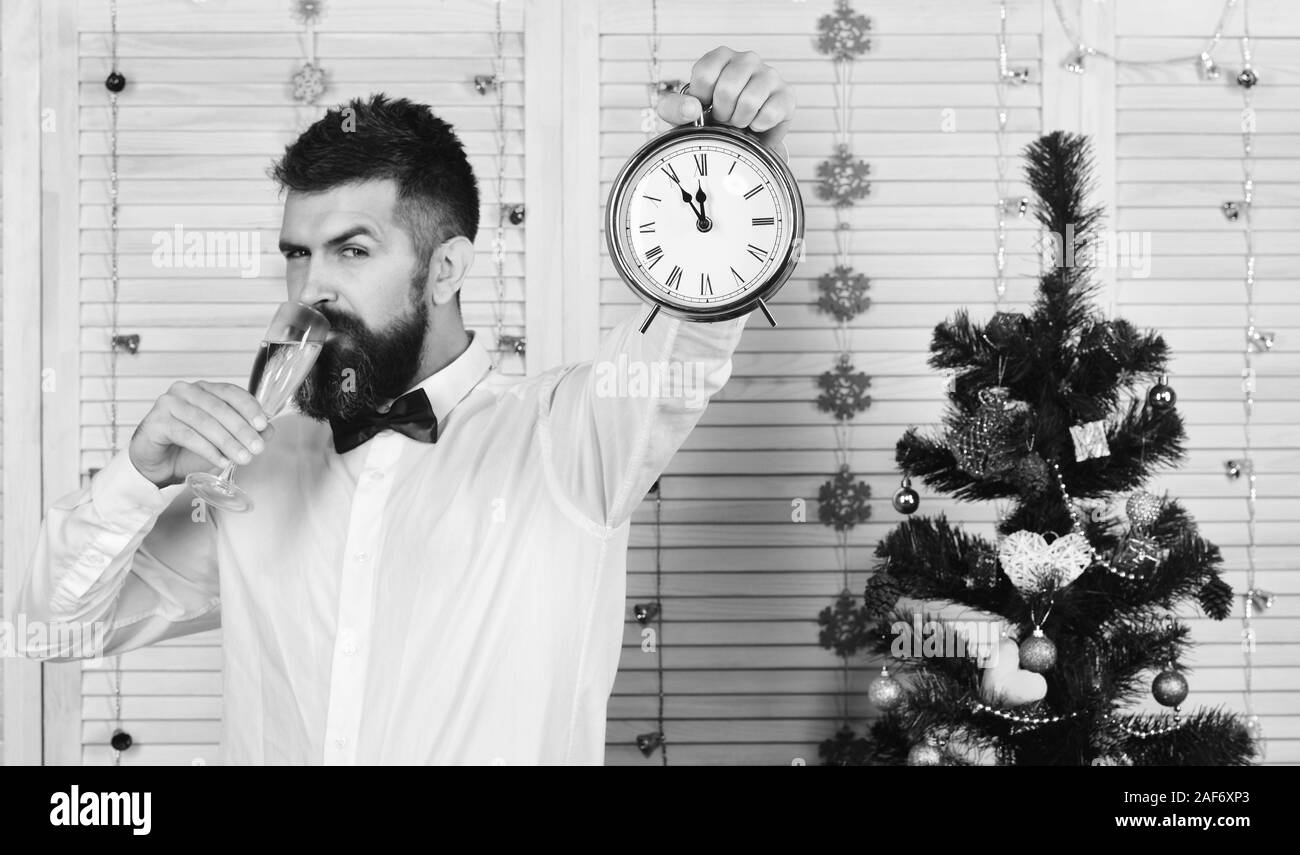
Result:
[186, 301, 330, 512]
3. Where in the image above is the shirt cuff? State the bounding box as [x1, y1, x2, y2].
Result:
[89, 449, 174, 525]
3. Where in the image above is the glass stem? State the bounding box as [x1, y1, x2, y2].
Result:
[218, 462, 238, 483]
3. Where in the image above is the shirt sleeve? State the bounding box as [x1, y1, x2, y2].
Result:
[14, 449, 222, 662]
[541, 305, 749, 529]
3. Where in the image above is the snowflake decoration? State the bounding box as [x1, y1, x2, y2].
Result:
[815, 0, 872, 61]
[291, 61, 326, 104]
[817, 355, 872, 421]
[818, 464, 872, 531]
[817, 589, 869, 658]
[817, 264, 871, 321]
[816, 144, 871, 208]
[292, 0, 325, 25]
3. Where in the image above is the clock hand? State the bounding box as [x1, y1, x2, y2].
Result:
[695, 182, 708, 219]
[677, 184, 703, 219]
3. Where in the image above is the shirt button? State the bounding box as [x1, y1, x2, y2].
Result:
[335, 735, 348, 748]
[366, 470, 384, 482]
[341, 640, 357, 656]
[354, 552, 369, 562]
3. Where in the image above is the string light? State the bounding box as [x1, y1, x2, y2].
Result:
[482, 0, 524, 365]
[1051, 0, 1240, 72]
[105, 0, 128, 767]
[1232, 0, 1267, 761]
[993, 0, 1028, 305]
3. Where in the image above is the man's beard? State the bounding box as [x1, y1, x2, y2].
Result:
[293, 293, 429, 423]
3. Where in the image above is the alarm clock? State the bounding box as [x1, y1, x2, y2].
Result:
[605, 83, 806, 333]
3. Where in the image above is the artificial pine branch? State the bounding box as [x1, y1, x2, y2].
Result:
[1119, 708, 1256, 766]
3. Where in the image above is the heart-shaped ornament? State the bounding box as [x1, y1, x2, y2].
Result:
[980, 638, 1048, 707]
[998, 530, 1092, 593]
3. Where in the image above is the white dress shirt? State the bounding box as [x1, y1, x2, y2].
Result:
[17, 308, 748, 764]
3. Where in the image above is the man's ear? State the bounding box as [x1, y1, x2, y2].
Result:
[427, 235, 475, 308]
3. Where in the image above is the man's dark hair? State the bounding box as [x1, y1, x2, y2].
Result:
[270, 93, 480, 300]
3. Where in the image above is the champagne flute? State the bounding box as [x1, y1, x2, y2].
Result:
[186, 301, 330, 513]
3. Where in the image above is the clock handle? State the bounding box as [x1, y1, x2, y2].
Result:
[638, 304, 661, 334]
[756, 299, 778, 327]
[679, 83, 790, 165]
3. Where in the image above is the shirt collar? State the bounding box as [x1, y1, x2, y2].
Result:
[399, 330, 494, 424]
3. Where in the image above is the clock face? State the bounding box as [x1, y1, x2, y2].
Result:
[608, 129, 802, 319]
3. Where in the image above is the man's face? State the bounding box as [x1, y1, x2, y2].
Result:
[278, 180, 430, 422]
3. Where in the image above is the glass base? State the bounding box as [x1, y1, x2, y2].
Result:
[186, 472, 254, 513]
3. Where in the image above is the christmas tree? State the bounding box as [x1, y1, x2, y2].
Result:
[818, 131, 1255, 766]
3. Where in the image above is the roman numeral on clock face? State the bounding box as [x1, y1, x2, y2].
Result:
[701, 273, 712, 295]
[645, 245, 664, 269]
[693, 153, 708, 176]
[731, 266, 745, 285]
[752, 217, 775, 226]
[746, 243, 768, 261]
[661, 162, 680, 184]
[665, 265, 683, 290]
[639, 221, 656, 233]
[744, 185, 764, 200]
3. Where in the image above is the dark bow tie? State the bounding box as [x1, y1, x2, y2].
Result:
[329, 388, 438, 454]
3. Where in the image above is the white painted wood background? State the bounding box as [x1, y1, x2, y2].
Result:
[1, 0, 1294, 766]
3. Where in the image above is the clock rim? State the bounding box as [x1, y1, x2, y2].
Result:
[604, 123, 805, 323]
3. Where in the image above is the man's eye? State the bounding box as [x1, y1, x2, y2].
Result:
[341, 246, 368, 258]
[283, 249, 307, 259]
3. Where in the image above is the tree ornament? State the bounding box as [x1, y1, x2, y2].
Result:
[1069, 420, 1110, 461]
[981, 638, 1047, 706]
[907, 740, 944, 766]
[816, 264, 871, 321]
[818, 465, 871, 531]
[1236, 67, 1258, 89]
[816, 143, 871, 208]
[948, 387, 1027, 478]
[1197, 575, 1234, 621]
[1010, 452, 1051, 495]
[1125, 491, 1162, 530]
[815, 0, 872, 61]
[816, 355, 872, 420]
[861, 572, 903, 619]
[1147, 374, 1177, 409]
[1114, 532, 1165, 575]
[1019, 627, 1057, 673]
[1152, 669, 1189, 707]
[105, 71, 127, 93]
[1221, 200, 1240, 222]
[868, 665, 904, 711]
[891, 477, 919, 514]
[998, 530, 1091, 593]
[291, 61, 326, 104]
[508, 204, 526, 225]
[110, 729, 133, 751]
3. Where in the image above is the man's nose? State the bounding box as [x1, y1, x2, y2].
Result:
[291, 260, 337, 307]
